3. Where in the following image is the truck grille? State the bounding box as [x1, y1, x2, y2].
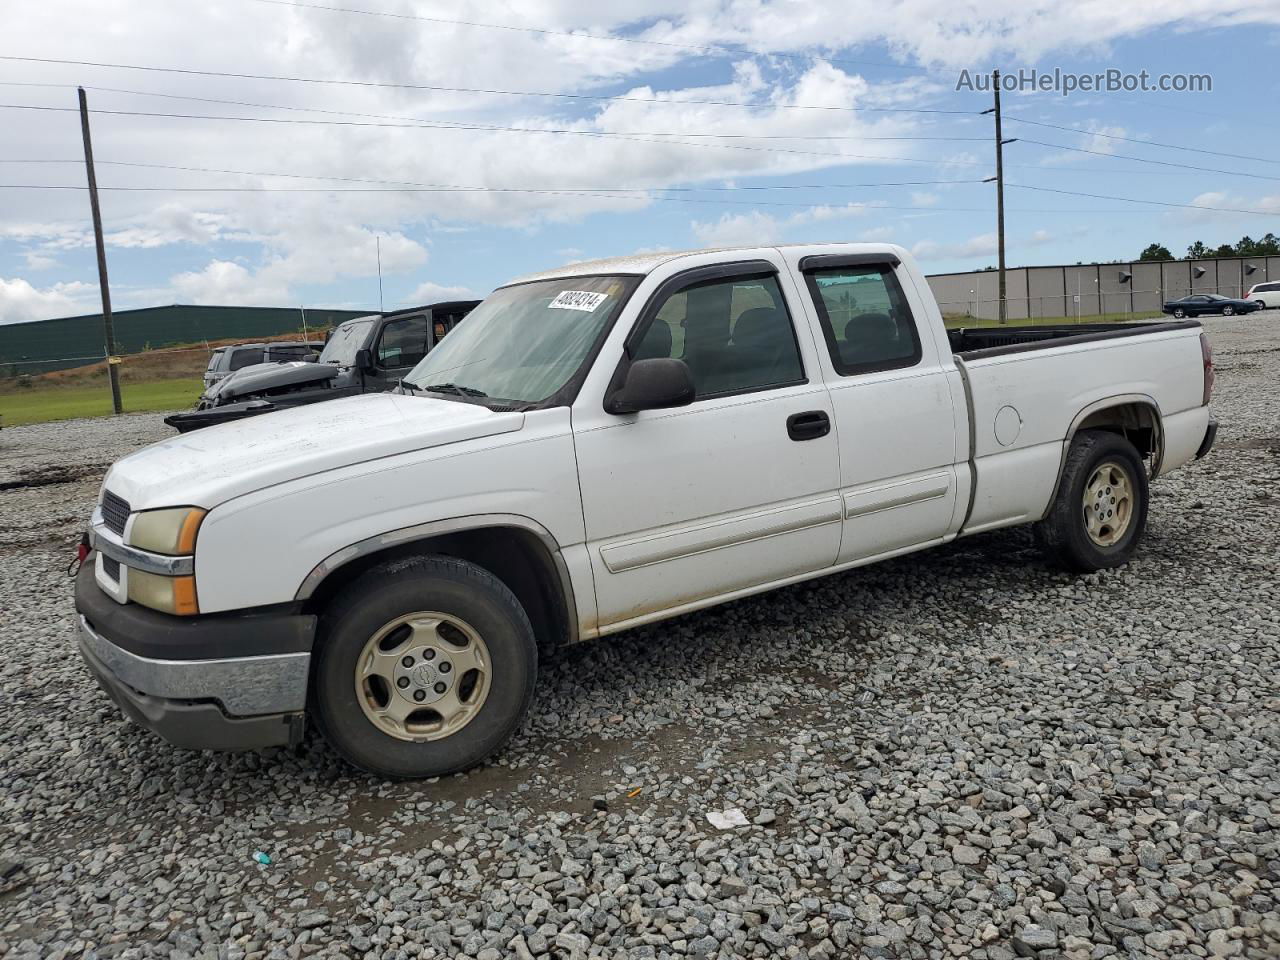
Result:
[101, 490, 130, 536]
[102, 555, 121, 582]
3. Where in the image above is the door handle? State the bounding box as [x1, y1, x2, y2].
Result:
[787, 410, 830, 441]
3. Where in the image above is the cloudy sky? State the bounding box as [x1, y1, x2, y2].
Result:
[2, 0, 1279, 323]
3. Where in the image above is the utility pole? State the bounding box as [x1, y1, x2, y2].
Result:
[78, 87, 123, 414]
[981, 70, 1017, 325]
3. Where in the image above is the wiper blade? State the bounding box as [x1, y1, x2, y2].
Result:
[418, 382, 489, 398]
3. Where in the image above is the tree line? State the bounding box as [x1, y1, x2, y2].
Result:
[1139, 234, 1280, 262]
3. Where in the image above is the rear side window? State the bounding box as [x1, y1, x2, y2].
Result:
[631, 272, 804, 399]
[804, 266, 921, 375]
[206, 350, 225, 372]
[229, 348, 265, 370]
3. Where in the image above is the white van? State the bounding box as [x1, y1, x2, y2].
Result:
[1245, 281, 1280, 309]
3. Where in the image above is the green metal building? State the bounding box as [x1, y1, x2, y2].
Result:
[0, 304, 374, 376]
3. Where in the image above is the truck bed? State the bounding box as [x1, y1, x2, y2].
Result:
[948, 319, 1195, 359]
[951, 317, 1209, 536]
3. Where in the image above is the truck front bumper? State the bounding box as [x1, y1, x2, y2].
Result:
[74, 559, 315, 751]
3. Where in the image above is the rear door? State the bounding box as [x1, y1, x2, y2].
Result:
[572, 256, 842, 631]
[785, 250, 962, 563]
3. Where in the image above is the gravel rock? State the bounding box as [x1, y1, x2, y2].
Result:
[1, 315, 1278, 960]
[1012, 924, 1057, 955]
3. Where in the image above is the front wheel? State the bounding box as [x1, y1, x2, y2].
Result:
[1223, 305, 1235, 316]
[1173, 308, 1185, 318]
[1035, 430, 1149, 572]
[1255, 301, 1266, 311]
[311, 556, 537, 778]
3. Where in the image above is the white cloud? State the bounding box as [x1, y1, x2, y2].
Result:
[403, 281, 480, 305]
[22, 252, 58, 271]
[0, 278, 98, 325]
[912, 233, 998, 260]
[169, 261, 292, 306]
[858, 225, 897, 241]
[692, 210, 784, 247]
[691, 203, 872, 246]
[911, 192, 939, 207]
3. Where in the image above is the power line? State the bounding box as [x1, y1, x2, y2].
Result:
[0, 86, 988, 142]
[1007, 183, 1275, 217]
[1017, 138, 1280, 183]
[0, 182, 997, 210]
[247, 0, 930, 75]
[1003, 115, 1280, 166]
[0, 102, 996, 166]
[4, 183, 1269, 218]
[0, 158, 985, 193]
[1, 88, 1240, 180]
[0, 56, 973, 114]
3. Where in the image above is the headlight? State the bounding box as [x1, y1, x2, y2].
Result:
[127, 507, 205, 616]
[130, 507, 205, 555]
[128, 569, 199, 616]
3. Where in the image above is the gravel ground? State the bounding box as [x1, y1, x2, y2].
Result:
[1, 317, 1277, 960]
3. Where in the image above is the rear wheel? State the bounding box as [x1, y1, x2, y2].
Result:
[1035, 430, 1149, 572]
[1223, 305, 1235, 316]
[311, 556, 537, 778]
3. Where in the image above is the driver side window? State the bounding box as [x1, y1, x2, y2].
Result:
[376, 316, 429, 369]
[630, 273, 804, 399]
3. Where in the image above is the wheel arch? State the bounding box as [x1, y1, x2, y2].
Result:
[1042, 394, 1164, 518]
[296, 515, 578, 649]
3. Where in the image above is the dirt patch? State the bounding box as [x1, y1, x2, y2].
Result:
[0, 463, 109, 491]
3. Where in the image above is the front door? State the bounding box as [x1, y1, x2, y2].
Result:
[573, 263, 842, 631]
[368, 314, 430, 390]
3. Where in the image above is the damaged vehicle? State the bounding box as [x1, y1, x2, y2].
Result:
[201, 340, 321, 389]
[166, 300, 478, 432]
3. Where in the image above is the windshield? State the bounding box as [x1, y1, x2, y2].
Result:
[404, 275, 637, 405]
[319, 318, 375, 365]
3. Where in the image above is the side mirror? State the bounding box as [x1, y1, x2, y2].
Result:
[354, 348, 373, 371]
[605, 358, 696, 415]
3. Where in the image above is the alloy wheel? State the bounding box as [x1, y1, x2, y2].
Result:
[1082, 461, 1134, 547]
[355, 611, 491, 742]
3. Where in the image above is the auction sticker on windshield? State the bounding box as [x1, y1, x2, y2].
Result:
[549, 290, 610, 312]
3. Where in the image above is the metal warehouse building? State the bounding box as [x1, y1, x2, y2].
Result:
[927, 255, 1280, 322]
[0, 304, 373, 376]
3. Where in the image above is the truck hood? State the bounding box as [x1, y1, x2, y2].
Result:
[206, 361, 337, 402]
[103, 393, 525, 510]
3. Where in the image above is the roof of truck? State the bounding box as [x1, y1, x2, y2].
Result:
[508, 243, 902, 286]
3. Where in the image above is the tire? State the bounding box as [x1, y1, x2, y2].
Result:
[1223, 305, 1235, 316]
[1255, 301, 1266, 311]
[1034, 430, 1149, 573]
[1173, 308, 1185, 318]
[311, 555, 537, 778]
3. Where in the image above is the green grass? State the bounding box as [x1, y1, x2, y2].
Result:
[943, 311, 1164, 329]
[0, 378, 202, 427]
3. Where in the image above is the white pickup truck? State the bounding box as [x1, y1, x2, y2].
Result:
[75, 243, 1217, 777]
